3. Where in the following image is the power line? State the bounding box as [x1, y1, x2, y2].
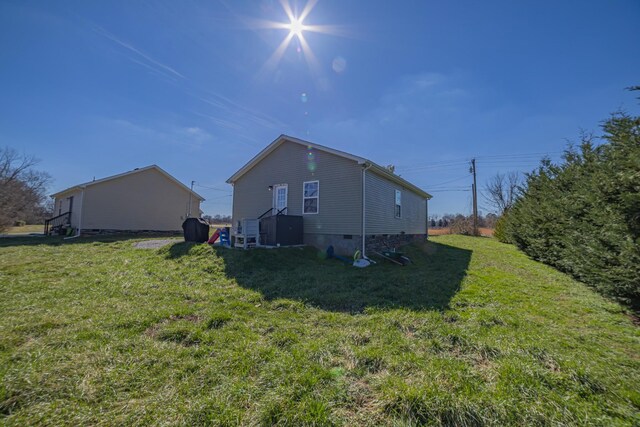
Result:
[397, 161, 470, 172]
[477, 159, 551, 164]
[426, 189, 471, 192]
[478, 161, 551, 166]
[427, 175, 470, 188]
[396, 159, 471, 169]
[426, 186, 471, 190]
[476, 151, 564, 160]
[193, 183, 232, 192]
[203, 194, 232, 200]
[395, 150, 564, 172]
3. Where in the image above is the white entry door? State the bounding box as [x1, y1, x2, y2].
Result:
[273, 184, 288, 214]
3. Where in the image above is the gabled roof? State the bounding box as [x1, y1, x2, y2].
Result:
[226, 134, 432, 199]
[50, 165, 205, 201]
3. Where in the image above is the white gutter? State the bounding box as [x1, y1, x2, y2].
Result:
[361, 163, 372, 258]
[64, 188, 84, 240]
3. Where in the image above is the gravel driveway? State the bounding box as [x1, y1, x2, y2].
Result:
[133, 239, 182, 249]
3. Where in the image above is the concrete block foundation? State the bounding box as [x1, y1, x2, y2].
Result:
[365, 233, 427, 253]
[303, 233, 362, 256]
[303, 233, 427, 256]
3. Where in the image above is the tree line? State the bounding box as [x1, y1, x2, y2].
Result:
[202, 214, 232, 225]
[496, 111, 640, 309]
[429, 213, 498, 231]
[0, 148, 52, 232]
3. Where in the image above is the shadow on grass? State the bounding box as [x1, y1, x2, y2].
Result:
[165, 241, 203, 258]
[0, 234, 182, 248]
[208, 241, 472, 313]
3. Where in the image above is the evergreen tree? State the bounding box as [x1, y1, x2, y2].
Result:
[500, 112, 640, 308]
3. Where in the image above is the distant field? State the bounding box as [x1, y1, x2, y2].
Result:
[208, 223, 231, 229]
[430, 227, 494, 237]
[3, 224, 43, 234]
[1, 234, 638, 425]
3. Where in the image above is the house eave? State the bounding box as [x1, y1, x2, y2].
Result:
[366, 162, 432, 199]
[50, 186, 84, 199]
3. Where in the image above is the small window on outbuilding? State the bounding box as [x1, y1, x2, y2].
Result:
[395, 189, 402, 218]
[303, 180, 319, 214]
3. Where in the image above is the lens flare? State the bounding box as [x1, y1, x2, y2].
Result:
[332, 56, 346, 73]
[307, 147, 317, 171]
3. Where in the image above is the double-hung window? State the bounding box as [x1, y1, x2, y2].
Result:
[303, 180, 319, 214]
[395, 189, 402, 218]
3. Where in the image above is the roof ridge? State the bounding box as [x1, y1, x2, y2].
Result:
[50, 165, 204, 200]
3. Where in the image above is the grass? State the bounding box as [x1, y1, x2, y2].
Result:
[2, 224, 43, 234]
[1, 235, 638, 426]
[429, 227, 494, 237]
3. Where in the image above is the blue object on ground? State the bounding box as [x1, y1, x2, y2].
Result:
[326, 245, 352, 265]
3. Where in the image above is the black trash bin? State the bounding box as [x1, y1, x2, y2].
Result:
[182, 218, 209, 243]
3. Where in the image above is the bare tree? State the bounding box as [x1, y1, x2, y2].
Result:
[0, 147, 51, 232]
[482, 171, 521, 215]
[450, 214, 474, 235]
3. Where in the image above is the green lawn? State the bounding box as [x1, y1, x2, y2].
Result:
[1, 235, 638, 426]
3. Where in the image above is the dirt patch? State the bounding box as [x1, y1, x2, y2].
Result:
[169, 314, 201, 322]
[144, 314, 202, 338]
[133, 239, 181, 249]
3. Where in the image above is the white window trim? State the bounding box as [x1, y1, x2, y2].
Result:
[302, 180, 319, 215]
[395, 189, 402, 219]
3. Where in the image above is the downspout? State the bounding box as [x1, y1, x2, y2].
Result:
[64, 188, 84, 240]
[361, 163, 372, 258]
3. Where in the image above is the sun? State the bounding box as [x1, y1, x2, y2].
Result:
[252, 0, 349, 80]
[288, 17, 306, 38]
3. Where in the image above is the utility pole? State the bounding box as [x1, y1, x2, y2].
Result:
[470, 159, 478, 236]
[187, 180, 195, 218]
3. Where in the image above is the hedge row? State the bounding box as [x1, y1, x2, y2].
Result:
[498, 113, 640, 308]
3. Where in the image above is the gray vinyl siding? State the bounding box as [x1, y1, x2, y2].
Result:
[232, 141, 363, 235]
[365, 170, 427, 235]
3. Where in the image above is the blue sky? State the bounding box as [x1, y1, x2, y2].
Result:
[1, 0, 638, 216]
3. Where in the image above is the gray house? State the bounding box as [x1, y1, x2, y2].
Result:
[227, 135, 432, 255]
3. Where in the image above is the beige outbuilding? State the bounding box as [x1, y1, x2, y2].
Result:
[46, 165, 203, 235]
